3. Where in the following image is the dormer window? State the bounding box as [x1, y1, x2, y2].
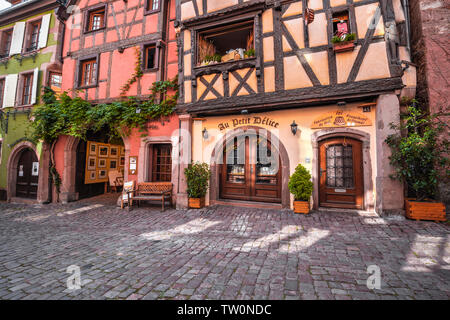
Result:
[196, 20, 255, 67]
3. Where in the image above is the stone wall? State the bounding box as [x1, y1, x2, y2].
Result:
[409, 0, 449, 209]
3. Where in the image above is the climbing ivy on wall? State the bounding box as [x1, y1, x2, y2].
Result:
[32, 77, 178, 144]
[31, 77, 178, 200]
[120, 47, 144, 96]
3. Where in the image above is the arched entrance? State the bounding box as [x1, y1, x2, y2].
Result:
[210, 126, 290, 208]
[15, 148, 39, 199]
[311, 128, 374, 211]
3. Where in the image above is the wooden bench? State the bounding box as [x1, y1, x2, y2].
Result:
[125, 182, 172, 212]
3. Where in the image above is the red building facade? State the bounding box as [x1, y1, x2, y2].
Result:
[53, 0, 182, 204]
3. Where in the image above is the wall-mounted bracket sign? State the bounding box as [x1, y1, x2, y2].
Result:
[218, 116, 279, 131]
[311, 110, 371, 129]
[129, 156, 138, 175]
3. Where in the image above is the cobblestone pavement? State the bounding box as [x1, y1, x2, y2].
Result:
[0, 196, 449, 300]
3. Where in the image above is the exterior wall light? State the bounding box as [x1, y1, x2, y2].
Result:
[202, 128, 208, 139]
[290, 120, 298, 136]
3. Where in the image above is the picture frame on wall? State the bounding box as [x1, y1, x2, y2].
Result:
[98, 158, 107, 168]
[89, 171, 96, 180]
[99, 146, 109, 157]
[89, 143, 97, 155]
[109, 159, 117, 169]
[110, 146, 119, 157]
[87, 156, 96, 170]
[98, 170, 107, 179]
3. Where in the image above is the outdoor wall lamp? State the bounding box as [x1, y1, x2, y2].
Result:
[202, 128, 208, 139]
[290, 120, 298, 136]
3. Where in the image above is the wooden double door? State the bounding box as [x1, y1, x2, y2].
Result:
[16, 148, 39, 199]
[319, 137, 364, 209]
[220, 135, 281, 203]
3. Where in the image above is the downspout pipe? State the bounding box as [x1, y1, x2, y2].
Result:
[402, 0, 411, 55]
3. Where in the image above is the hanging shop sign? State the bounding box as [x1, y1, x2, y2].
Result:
[85, 141, 125, 184]
[311, 110, 371, 129]
[218, 116, 279, 131]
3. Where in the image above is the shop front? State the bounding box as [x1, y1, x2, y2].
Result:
[191, 102, 378, 211]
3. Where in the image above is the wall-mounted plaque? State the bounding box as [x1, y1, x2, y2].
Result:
[129, 156, 137, 175]
[311, 110, 371, 129]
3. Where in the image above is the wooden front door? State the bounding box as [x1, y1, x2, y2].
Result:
[16, 148, 39, 199]
[220, 134, 281, 203]
[319, 137, 363, 209]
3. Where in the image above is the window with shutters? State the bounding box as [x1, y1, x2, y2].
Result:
[0, 78, 4, 107]
[150, 144, 172, 182]
[0, 29, 12, 58]
[25, 20, 41, 52]
[144, 0, 161, 15]
[21, 73, 33, 106]
[79, 58, 98, 87]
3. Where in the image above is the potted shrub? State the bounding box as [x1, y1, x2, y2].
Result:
[184, 162, 211, 209]
[386, 101, 449, 221]
[288, 164, 313, 214]
[331, 33, 356, 53]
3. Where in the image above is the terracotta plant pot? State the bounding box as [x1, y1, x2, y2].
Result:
[333, 41, 355, 53]
[189, 197, 205, 209]
[293, 200, 310, 214]
[405, 199, 446, 222]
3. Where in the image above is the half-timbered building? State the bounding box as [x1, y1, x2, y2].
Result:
[176, 0, 416, 213]
[52, 0, 181, 204]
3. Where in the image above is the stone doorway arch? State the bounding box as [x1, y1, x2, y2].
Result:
[311, 127, 374, 211]
[210, 126, 291, 208]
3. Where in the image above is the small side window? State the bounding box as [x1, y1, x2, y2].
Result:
[79, 58, 98, 87]
[0, 29, 13, 57]
[49, 72, 62, 93]
[332, 11, 350, 38]
[144, 45, 157, 70]
[26, 20, 41, 52]
[21, 73, 34, 105]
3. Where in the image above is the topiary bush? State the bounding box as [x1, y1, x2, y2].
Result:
[184, 162, 211, 198]
[288, 164, 313, 201]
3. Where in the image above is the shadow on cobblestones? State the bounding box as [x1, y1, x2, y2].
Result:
[0, 196, 448, 300]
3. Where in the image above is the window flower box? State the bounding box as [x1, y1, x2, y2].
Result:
[331, 33, 356, 53]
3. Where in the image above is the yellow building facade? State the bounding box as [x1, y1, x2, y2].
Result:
[176, 0, 416, 214]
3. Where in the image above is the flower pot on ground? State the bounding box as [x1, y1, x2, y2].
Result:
[404, 199, 446, 222]
[184, 162, 211, 209]
[288, 164, 313, 214]
[385, 100, 449, 222]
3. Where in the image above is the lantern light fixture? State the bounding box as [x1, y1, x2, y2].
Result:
[202, 128, 208, 139]
[290, 120, 298, 136]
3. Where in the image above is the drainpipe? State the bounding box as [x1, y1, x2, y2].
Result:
[402, 0, 411, 55]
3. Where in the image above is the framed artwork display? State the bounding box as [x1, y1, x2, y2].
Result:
[99, 145, 109, 157]
[87, 156, 96, 170]
[110, 146, 119, 157]
[89, 143, 97, 155]
[98, 170, 107, 179]
[98, 158, 107, 168]
[109, 159, 117, 169]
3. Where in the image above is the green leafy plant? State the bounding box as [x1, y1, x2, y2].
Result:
[288, 164, 313, 201]
[244, 48, 255, 57]
[331, 33, 356, 43]
[120, 47, 144, 96]
[184, 162, 211, 198]
[385, 101, 449, 201]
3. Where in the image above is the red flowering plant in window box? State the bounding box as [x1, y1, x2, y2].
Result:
[331, 33, 356, 53]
